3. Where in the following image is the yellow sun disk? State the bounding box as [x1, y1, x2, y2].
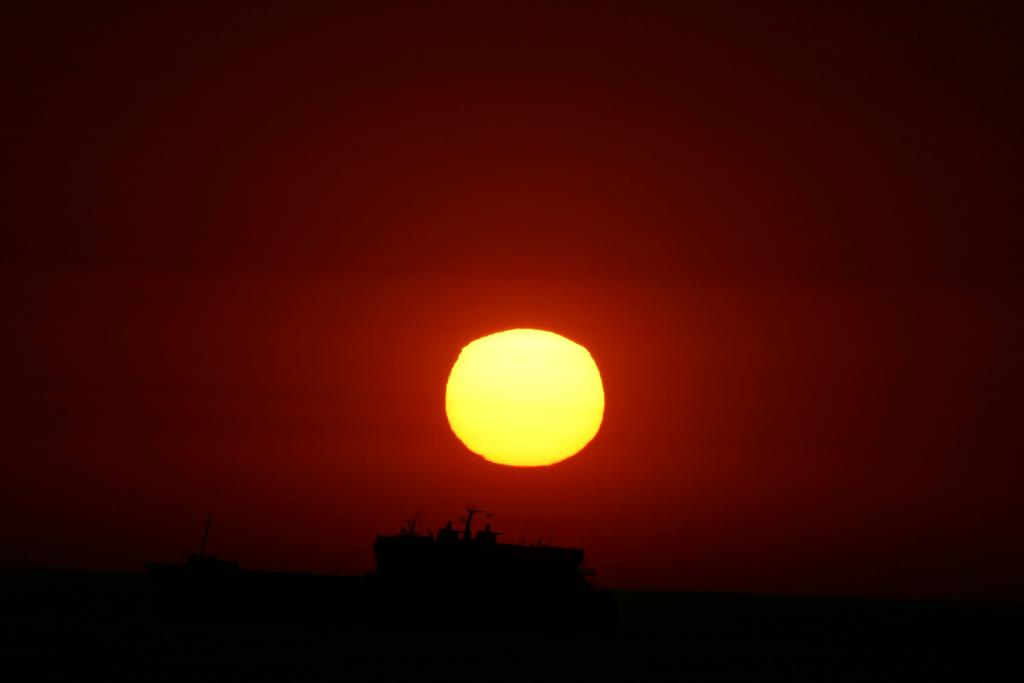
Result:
[445, 329, 605, 466]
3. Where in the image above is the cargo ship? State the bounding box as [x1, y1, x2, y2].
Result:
[369, 507, 613, 627]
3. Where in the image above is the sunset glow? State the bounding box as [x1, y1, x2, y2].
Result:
[445, 329, 605, 467]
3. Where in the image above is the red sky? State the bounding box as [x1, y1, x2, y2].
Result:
[4, 3, 1023, 600]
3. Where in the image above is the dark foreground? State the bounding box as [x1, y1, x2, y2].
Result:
[1, 571, 1019, 680]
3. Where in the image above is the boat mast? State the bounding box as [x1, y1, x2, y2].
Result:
[462, 507, 482, 542]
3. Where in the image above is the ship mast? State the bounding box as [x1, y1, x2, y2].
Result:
[461, 507, 482, 542]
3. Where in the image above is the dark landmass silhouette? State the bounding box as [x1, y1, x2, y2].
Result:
[2, 570, 1019, 680]
[1, 510, 1020, 679]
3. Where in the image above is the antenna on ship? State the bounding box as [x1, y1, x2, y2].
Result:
[199, 513, 213, 560]
[400, 510, 423, 536]
[460, 506, 494, 542]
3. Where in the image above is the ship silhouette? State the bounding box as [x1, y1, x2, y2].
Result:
[145, 514, 359, 620]
[370, 507, 614, 627]
[145, 513, 239, 577]
[146, 509, 615, 628]
[374, 507, 589, 589]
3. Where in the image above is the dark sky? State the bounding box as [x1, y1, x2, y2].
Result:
[4, 2, 1023, 600]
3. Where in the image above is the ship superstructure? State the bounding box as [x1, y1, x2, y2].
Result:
[373, 507, 589, 592]
[370, 507, 613, 627]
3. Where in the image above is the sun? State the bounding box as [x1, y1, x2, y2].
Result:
[444, 329, 605, 467]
